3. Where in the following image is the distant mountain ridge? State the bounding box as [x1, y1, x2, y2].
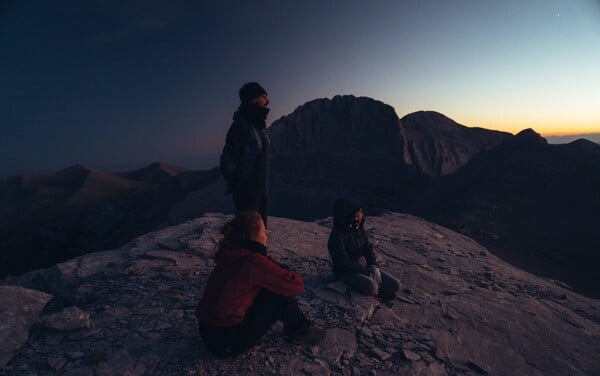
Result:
[117, 162, 188, 185]
[400, 111, 512, 175]
[269, 95, 510, 176]
[0, 163, 221, 277]
[267, 95, 510, 219]
[411, 128, 600, 296]
[546, 133, 600, 145]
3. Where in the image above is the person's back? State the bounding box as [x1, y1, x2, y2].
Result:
[196, 239, 303, 328]
[196, 211, 326, 357]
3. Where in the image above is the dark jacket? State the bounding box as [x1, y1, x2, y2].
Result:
[220, 104, 270, 195]
[196, 241, 303, 328]
[327, 198, 378, 278]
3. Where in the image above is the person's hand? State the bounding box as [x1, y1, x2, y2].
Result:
[369, 265, 382, 284]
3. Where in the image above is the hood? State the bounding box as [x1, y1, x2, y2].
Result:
[333, 198, 362, 229]
[233, 103, 270, 128]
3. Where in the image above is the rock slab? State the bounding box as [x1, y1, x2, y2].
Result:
[0, 286, 52, 367]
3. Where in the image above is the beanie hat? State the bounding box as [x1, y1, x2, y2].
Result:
[239, 82, 267, 102]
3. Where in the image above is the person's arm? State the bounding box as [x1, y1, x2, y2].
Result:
[362, 231, 378, 267]
[362, 231, 382, 283]
[220, 122, 242, 191]
[328, 230, 370, 275]
[245, 254, 304, 297]
[235, 123, 261, 188]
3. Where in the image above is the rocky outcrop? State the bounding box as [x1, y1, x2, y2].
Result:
[2, 213, 598, 375]
[266, 96, 510, 220]
[400, 111, 511, 175]
[0, 286, 52, 367]
[269, 96, 510, 176]
[411, 128, 600, 297]
[269, 95, 405, 160]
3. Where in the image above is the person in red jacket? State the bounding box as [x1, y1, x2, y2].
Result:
[196, 211, 325, 356]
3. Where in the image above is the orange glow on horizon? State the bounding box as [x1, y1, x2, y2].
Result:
[444, 115, 600, 137]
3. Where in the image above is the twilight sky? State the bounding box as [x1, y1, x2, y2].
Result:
[1, 0, 599, 176]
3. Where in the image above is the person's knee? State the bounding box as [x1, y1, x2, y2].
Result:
[381, 272, 401, 292]
[365, 283, 378, 296]
[341, 273, 379, 296]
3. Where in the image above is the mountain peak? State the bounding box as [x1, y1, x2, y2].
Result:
[510, 128, 548, 146]
[401, 111, 460, 130]
[400, 111, 510, 175]
[52, 164, 93, 176]
[119, 162, 187, 185]
[567, 138, 600, 152]
[269, 94, 402, 158]
[269, 96, 509, 176]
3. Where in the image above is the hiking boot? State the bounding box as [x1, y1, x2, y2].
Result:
[285, 322, 327, 345]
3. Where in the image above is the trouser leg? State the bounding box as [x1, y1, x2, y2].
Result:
[341, 273, 378, 296]
[242, 290, 307, 335]
[200, 290, 306, 357]
[379, 271, 401, 298]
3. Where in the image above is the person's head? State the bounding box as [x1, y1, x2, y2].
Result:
[354, 208, 364, 224]
[221, 211, 267, 246]
[239, 82, 269, 107]
[333, 198, 363, 230]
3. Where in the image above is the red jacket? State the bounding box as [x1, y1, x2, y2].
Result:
[195, 246, 304, 328]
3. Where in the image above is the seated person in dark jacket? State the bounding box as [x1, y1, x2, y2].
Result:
[327, 198, 401, 299]
[196, 211, 325, 357]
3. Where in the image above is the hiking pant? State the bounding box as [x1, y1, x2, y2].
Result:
[341, 270, 401, 297]
[199, 290, 307, 357]
[233, 192, 269, 227]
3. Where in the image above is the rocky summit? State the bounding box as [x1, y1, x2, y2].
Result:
[1, 213, 598, 375]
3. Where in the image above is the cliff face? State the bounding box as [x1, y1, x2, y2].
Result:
[269, 95, 405, 160]
[2, 213, 598, 375]
[400, 111, 511, 175]
[269, 96, 510, 176]
[267, 95, 509, 220]
[411, 129, 600, 297]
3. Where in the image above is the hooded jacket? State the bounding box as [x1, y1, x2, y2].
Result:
[220, 103, 270, 195]
[196, 242, 303, 328]
[327, 198, 378, 278]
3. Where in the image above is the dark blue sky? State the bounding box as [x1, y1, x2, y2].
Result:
[2, 0, 599, 176]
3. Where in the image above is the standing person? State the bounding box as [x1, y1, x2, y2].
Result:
[327, 198, 401, 300]
[220, 82, 271, 226]
[196, 211, 326, 357]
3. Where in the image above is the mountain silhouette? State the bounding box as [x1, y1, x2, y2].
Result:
[0, 164, 220, 278]
[269, 95, 509, 176]
[118, 161, 188, 185]
[401, 111, 512, 175]
[267, 95, 508, 219]
[411, 129, 600, 297]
